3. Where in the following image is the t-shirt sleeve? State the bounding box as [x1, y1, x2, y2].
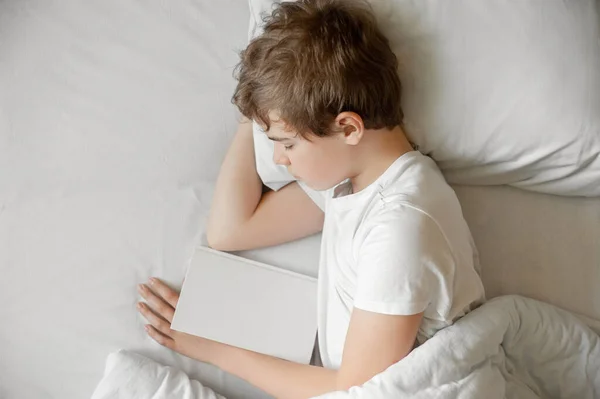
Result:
[353, 206, 454, 316]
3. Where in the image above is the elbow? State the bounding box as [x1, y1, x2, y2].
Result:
[205, 228, 242, 252]
[205, 217, 231, 250]
[206, 216, 254, 251]
[205, 230, 231, 251]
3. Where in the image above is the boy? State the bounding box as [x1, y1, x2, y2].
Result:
[137, 0, 485, 397]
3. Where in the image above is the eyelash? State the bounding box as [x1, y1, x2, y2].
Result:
[284, 144, 294, 151]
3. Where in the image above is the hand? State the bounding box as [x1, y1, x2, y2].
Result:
[137, 278, 214, 363]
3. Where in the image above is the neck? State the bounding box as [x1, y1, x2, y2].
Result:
[349, 126, 414, 193]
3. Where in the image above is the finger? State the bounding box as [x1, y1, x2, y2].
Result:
[148, 277, 180, 308]
[137, 284, 175, 323]
[137, 302, 172, 336]
[145, 324, 175, 349]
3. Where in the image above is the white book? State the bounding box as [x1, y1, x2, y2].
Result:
[171, 246, 318, 364]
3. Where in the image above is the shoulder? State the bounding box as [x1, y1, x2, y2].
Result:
[357, 203, 451, 260]
[383, 153, 455, 210]
[362, 153, 464, 245]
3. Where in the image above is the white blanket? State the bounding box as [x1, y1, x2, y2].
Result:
[91, 350, 226, 399]
[91, 296, 600, 399]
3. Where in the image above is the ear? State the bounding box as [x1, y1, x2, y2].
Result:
[334, 112, 364, 145]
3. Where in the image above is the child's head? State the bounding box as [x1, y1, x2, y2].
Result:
[233, 0, 405, 190]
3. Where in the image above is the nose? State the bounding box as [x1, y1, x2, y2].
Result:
[272, 142, 291, 166]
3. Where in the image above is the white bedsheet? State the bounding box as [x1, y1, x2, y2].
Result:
[453, 185, 600, 323]
[0, 1, 271, 398]
[91, 296, 600, 399]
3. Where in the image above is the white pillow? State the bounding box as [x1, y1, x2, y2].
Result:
[248, 0, 600, 196]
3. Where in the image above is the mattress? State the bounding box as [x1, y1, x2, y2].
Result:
[0, 1, 598, 399]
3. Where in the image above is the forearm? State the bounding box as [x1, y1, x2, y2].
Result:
[200, 341, 339, 399]
[206, 120, 263, 247]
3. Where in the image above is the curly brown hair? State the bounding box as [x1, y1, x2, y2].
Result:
[232, 0, 404, 138]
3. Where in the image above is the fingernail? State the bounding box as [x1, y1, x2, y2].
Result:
[137, 302, 143, 310]
[144, 325, 150, 332]
[137, 284, 145, 292]
[149, 278, 156, 285]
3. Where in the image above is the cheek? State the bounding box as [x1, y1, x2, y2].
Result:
[296, 147, 340, 178]
[299, 146, 326, 166]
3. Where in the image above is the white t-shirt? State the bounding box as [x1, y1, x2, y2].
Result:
[300, 151, 485, 370]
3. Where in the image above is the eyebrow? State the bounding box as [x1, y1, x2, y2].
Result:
[266, 135, 292, 142]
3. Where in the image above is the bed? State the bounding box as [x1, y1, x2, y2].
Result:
[0, 1, 598, 398]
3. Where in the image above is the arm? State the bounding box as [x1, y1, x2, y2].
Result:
[337, 308, 422, 386]
[206, 119, 323, 251]
[138, 279, 422, 399]
[207, 308, 422, 397]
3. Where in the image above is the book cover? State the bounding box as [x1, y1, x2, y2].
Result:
[171, 246, 318, 364]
